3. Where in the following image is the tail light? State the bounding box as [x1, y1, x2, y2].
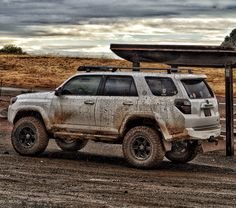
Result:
[175, 99, 191, 114]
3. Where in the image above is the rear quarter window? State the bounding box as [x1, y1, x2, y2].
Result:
[181, 79, 214, 99]
[145, 77, 178, 96]
[103, 76, 138, 96]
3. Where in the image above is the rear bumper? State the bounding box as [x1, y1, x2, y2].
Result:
[163, 125, 221, 142]
[186, 124, 221, 140]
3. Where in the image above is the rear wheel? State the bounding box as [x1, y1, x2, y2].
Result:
[55, 138, 88, 151]
[165, 141, 198, 163]
[122, 126, 165, 169]
[11, 116, 49, 156]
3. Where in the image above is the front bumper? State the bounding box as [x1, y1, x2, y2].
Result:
[7, 104, 15, 124]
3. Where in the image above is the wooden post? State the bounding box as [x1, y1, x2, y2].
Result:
[225, 65, 234, 156]
[132, 62, 140, 71]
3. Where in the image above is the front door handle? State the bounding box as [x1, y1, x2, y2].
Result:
[84, 100, 95, 105]
[123, 101, 133, 106]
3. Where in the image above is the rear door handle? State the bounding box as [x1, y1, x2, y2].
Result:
[123, 101, 133, 106]
[84, 100, 95, 105]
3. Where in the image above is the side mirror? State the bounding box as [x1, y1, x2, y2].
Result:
[55, 87, 62, 96]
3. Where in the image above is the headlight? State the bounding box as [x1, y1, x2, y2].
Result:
[10, 97, 18, 105]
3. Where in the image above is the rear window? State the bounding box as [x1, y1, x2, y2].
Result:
[181, 79, 214, 99]
[145, 77, 178, 96]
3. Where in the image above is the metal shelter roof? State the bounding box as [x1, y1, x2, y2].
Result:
[110, 44, 236, 67]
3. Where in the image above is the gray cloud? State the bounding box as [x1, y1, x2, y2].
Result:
[0, 0, 235, 28]
[0, 0, 236, 56]
[0, 1, 232, 38]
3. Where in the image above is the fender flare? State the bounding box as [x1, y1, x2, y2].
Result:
[13, 106, 52, 130]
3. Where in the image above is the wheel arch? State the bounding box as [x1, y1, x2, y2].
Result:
[120, 114, 160, 136]
[13, 109, 50, 130]
[120, 114, 171, 151]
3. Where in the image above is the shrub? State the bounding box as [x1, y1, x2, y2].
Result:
[0, 44, 25, 54]
[221, 29, 236, 48]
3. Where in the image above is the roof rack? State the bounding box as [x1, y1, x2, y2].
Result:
[77, 65, 192, 74]
[78, 66, 119, 72]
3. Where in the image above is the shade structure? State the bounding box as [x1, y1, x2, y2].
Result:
[110, 44, 236, 67]
[111, 43, 235, 156]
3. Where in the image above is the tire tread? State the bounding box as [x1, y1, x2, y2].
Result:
[122, 126, 165, 169]
[11, 116, 49, 156]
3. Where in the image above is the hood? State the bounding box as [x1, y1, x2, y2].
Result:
[16, 91, 54, 100]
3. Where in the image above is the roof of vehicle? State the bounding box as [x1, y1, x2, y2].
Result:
[75, 71, 207, 79]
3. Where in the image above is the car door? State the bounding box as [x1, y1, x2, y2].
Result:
[95, 75, 139, 135]
[50, 75, 102, 132]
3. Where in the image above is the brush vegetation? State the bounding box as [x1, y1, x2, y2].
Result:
[221, 28, 236, 48]
[0, 44, 26, 55]
[0, 54, 235, 96]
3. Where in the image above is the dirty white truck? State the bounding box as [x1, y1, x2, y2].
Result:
[8, 66, 222, 168]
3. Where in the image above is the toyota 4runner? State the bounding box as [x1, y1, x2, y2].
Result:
[8, 66, 222, 168]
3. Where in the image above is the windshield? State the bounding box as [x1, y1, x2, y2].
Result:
[181, 79, 214, 99]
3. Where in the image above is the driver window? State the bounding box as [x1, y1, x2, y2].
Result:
[61, 75, 102, 95]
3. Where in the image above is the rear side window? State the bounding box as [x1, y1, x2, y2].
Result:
[181, 79, 214, 99]
[145, 77, 178, 96]
[103, 76, 138, 96]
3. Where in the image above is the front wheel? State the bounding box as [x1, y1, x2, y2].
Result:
[55, 138, 88, 151]
[11, 116, 49, 156]
[165, 141, 198, 163]
[122, 126, 165, 169]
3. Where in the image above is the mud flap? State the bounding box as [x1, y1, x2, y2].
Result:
[201, 138, 225, 153]
[162, 140, 172, 152]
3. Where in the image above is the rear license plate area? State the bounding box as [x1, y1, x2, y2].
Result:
[204, 109, 211, 117]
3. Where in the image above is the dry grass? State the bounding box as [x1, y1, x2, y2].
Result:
[0, 54, 235, 96]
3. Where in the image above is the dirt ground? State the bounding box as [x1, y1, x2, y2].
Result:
[1, 54, 236, 207]
[0, 112, 236, 207]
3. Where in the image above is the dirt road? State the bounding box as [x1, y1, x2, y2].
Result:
[0, 118, 236, 208]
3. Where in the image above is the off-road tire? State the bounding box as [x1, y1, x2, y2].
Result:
[55, 138, 88, 151]
[11, 116, 49, 156]
[122, 126, 165, 169]
[165, 141, 198, 163]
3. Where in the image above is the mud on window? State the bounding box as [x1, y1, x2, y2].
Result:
[145, 77, 178, 96]
[61, 75, 102, 95]
[181, 79, 214, 99]
[102, 76, 138, 96]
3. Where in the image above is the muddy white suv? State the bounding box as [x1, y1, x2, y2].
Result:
[8, 66, 221, 168]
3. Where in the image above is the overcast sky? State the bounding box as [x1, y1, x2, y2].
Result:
[0, 0, 236, 57]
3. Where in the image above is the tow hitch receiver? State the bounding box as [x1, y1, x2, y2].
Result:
[201, 137, 225, 153]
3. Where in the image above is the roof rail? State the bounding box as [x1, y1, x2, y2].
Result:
[78, 66, 119, 72]
[77, 65, 192, 74]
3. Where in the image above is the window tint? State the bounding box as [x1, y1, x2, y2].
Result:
[103, 76, 138, 96]
[181, 79, 214, 99]
[62, 75, 102, 95]
[145, 77, 177, 96]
